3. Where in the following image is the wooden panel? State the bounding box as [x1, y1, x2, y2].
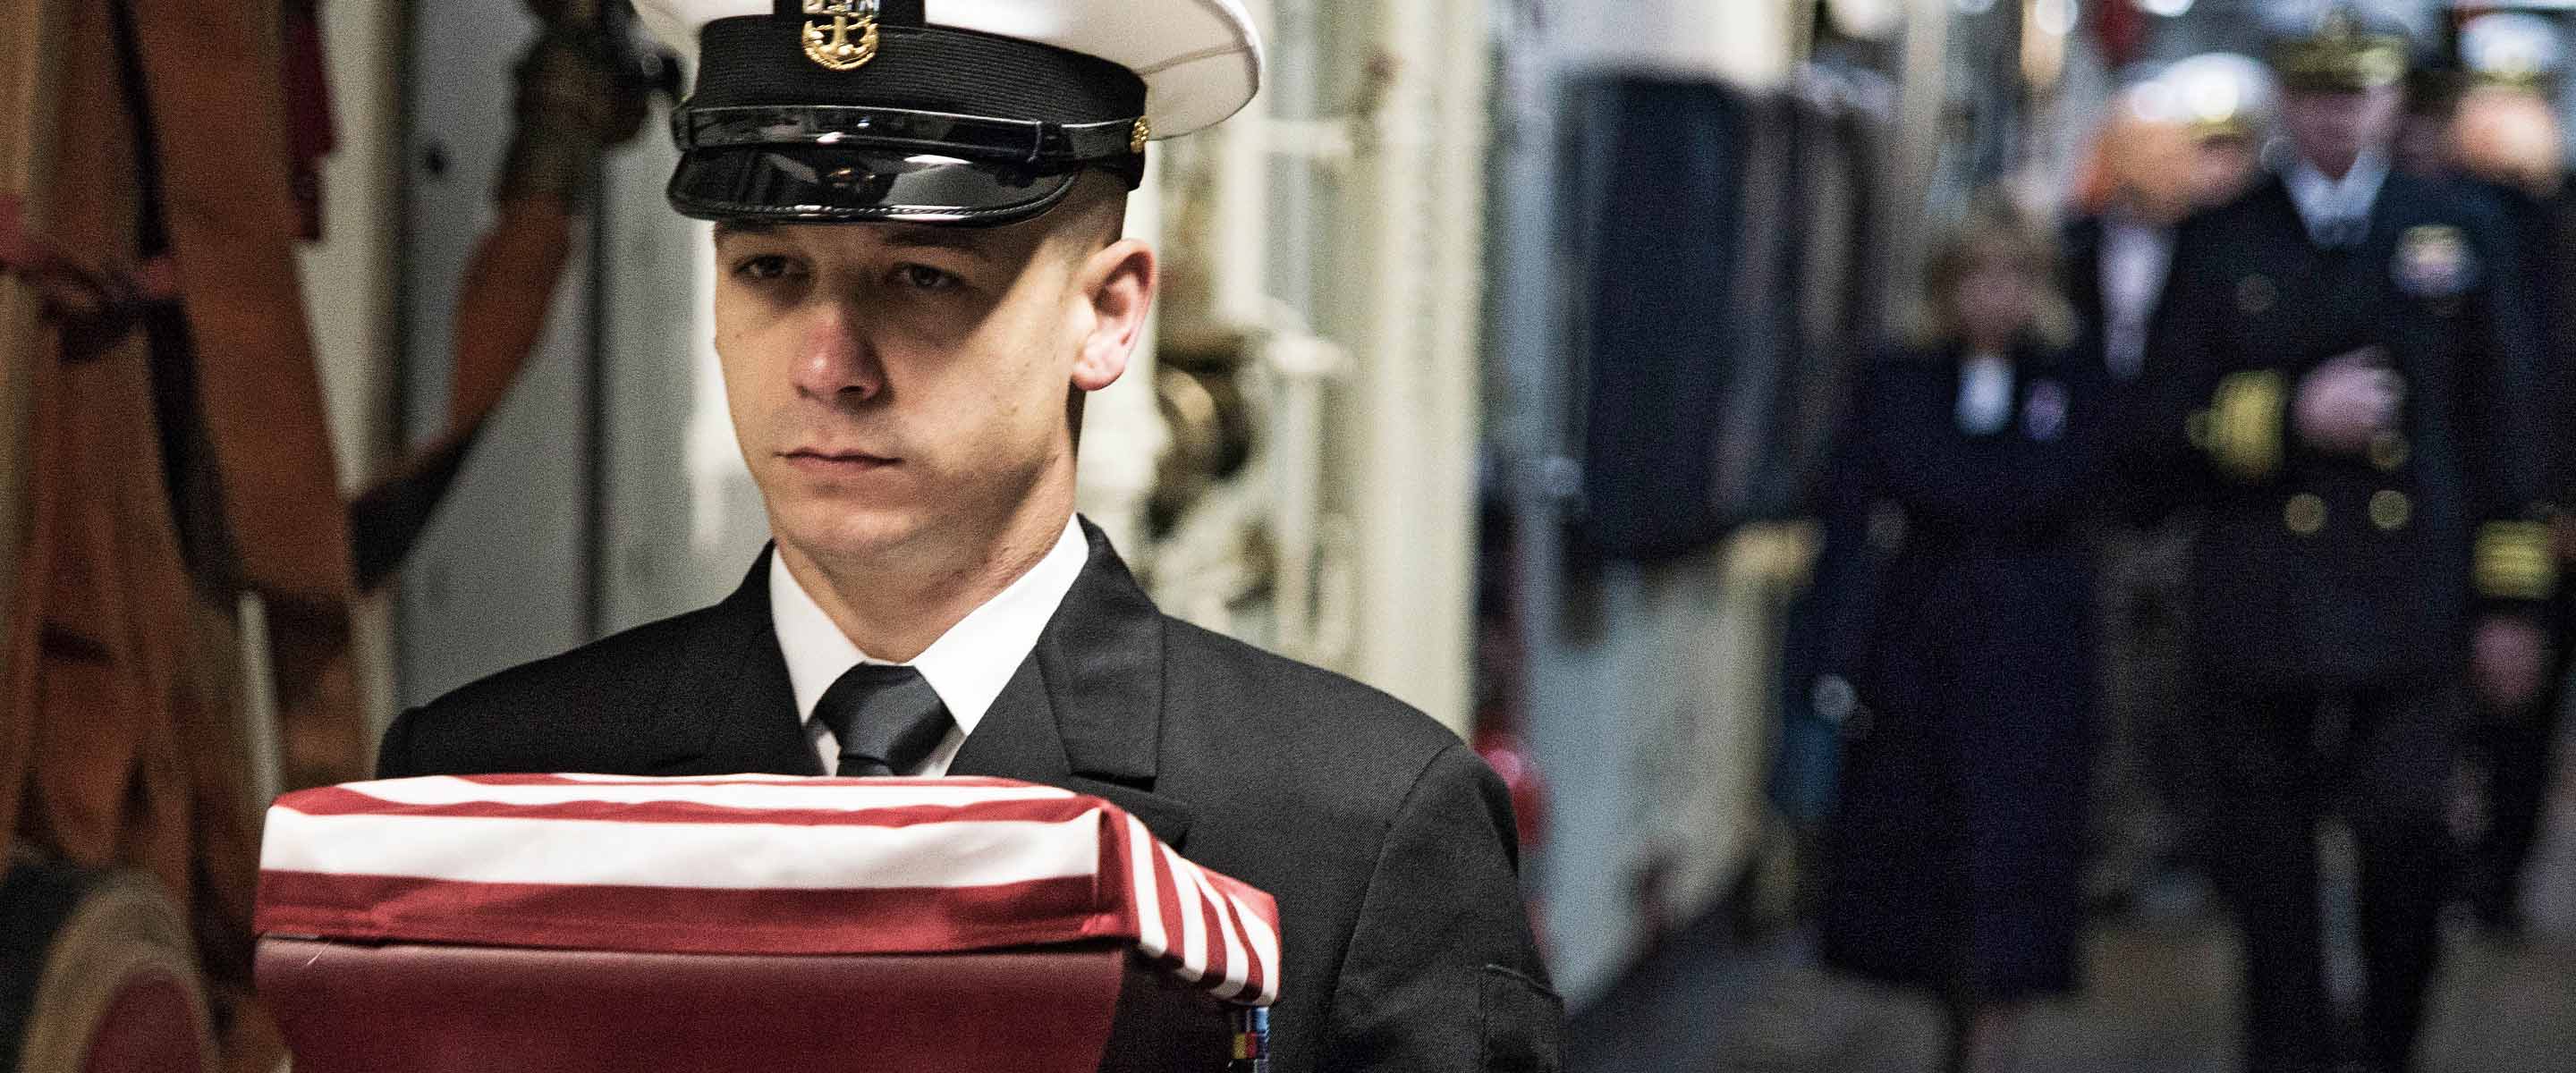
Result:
[0, 0, 77, 868]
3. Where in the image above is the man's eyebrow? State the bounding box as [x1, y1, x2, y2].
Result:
[711, 219, 1002, 259]
[879, 224, 997, 258]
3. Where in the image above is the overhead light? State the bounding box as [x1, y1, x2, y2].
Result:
[2139, 0, 2194, 16]
[1955, 0, 1999, 15]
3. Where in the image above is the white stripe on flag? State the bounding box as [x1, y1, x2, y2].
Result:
[1178, 857, 1254, 1001]
[1124, 815, 1167, 958]
[260, 812, 1102, 891]
[1235, 887, 1284, 1005]
[343, 776, 1073, 811]
[547, 773, 843, 783]
[1160, 842, 1208, 982]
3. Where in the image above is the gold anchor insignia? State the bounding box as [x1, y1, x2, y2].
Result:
[803, 0, 880, 71]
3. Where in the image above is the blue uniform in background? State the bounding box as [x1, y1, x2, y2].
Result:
[2129, 166, 2551, 1073]
[1809, 342, 2111, 1001]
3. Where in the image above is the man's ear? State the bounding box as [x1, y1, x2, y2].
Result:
[1072, 237, 1155, 393]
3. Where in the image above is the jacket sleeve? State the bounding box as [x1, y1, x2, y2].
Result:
[2458, 198, 2558, 611]
[1321, 741, 1563, 1072]
[375, 706, 423, 779]
[1795, 366, 1891, 687]
[2118, 211, 2245, 523]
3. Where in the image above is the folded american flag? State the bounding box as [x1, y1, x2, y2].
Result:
[255, 773, 1281, 1006]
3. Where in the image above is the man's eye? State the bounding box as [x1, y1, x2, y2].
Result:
[734, 255, 801, 281]
[894, 264, 962, 291]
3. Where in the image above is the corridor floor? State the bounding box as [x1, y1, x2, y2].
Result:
[1569, 775, 2576, 1072]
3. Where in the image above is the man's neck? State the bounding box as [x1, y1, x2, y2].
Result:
[777, 492, 1075, 663]
[2108, 191, 2182, 228]
[2295, 146, 2385, 186]
[1963, 331, 2015, 358]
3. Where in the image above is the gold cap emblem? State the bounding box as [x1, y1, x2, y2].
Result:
[803, 0, 881, 71]
[2272, 8, 2409, 92]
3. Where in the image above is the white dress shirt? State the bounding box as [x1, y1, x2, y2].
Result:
[2284, 149, 2390, 248]
[2099, 216, 2174, 381]
[1956, 352, 2015, 436]
[769, 515, 1089, 776]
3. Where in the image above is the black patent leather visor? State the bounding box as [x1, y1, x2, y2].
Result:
[669, 145, 1083, 224]
[666, 105, 1138, 225]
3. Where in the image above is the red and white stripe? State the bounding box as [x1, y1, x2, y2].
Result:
[256, 774, 1279, 1006]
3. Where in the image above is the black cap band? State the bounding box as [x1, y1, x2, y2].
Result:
[691, 17, 1145, 123]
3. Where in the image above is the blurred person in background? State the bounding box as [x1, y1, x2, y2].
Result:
[2126, 6, 2553, 1070]
[2434, 11, 2576, 940]
[1804, 191, 2110, 1073]
[2069, 55, 2275, 384]
[2063, 52, 2275, 919]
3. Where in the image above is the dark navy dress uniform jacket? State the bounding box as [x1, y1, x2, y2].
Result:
[2127, 171, 2551, 692]
[376, 521, 1563, 1073]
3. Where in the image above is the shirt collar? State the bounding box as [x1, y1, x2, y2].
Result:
[770, 514, 1090, 739]
[2284, 149, 2389, 235]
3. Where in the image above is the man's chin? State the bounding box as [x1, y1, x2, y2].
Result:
[770, 504, 930, 565]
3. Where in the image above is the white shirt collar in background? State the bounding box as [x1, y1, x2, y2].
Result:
[2284, 150, 2389, 245]
[770, 514, 1090, 775]
[1956, 352, 2015, 436]
[2099, 217, 2174, 381]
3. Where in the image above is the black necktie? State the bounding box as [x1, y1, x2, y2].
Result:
[812, 663, 951, 777]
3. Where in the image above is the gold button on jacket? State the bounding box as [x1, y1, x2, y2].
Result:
[2370, 490, 2412, 531]
[2285, 493, 2328, 536]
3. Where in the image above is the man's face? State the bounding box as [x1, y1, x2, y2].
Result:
[2282, 85, 2403, 176]
[711, 198, 1135, 572]
[2186, 133, 2259, 208]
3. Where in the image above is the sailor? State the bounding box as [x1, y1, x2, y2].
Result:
[2064, 50, 2275, 918]
[2127, 4, 2555, 1069]
[2440, 8, 2576, 940]
[377, 3, 1561, 1069]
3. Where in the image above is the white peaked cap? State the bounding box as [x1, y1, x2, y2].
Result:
[634, 0, 1265, 141]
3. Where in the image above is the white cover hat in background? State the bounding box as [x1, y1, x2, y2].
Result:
[2460, 12, 2565, 87]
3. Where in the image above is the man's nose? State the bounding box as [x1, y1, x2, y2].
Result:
[791, 300, 885, 402]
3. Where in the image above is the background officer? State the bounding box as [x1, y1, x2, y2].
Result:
[2439, 10, 2576, 939]
[2128, 4, 2554, 1070]
[2065, 52, 2274, 917]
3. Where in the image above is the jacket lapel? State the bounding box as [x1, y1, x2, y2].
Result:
[2063, 215, 2104, 327]
[653, 548, 823, 777]
[951, 519, 1196, 849]
[661, 528, 1198, 842]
